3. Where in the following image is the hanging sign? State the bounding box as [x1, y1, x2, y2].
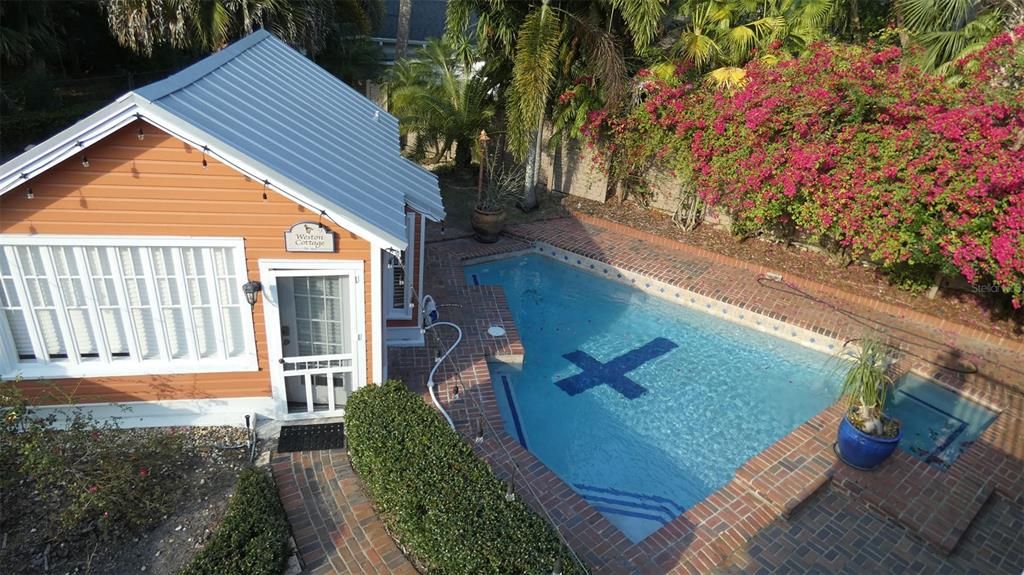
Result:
[285, 222, 334, 252]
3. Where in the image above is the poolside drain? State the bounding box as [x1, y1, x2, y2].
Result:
[277, 422, 345, 453]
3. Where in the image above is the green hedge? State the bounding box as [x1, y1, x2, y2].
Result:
[346, 380, 583, 575]
[179, 467, 291, 575]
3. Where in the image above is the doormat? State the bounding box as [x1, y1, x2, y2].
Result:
[277, 422, 345, 453]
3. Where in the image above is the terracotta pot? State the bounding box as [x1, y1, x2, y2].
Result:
[471, 207, 506, 243]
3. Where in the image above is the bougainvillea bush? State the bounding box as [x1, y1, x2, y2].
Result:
[586, 28, 1024, 306]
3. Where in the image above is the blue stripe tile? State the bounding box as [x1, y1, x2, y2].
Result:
[573, 482, 685, 514]
[592, 505, 668, 524]
[500, 375, 527, 449]
[579, 494, 677, 522]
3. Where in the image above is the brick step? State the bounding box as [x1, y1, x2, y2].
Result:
[832, 451, 995, 555]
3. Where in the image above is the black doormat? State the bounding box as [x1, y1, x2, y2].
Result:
[277, 422, 345, 453]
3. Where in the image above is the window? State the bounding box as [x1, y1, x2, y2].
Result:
[0, 238, 256, 378]
[386, 213, 417, 319]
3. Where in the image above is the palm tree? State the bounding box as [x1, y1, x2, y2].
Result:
[896, 0, 1005, 73]
[395, 0, 412, 59]
[387, 39, 496, 169]
[447, 0, 665, 209]
[100, 0, 381, 57]
[663, 0, 840, 76]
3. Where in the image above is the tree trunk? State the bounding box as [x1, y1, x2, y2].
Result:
[396, 0, 412, 59]
[520, 115, 545, 212]
[848, 0, 861, 36]
[455, 137, 472, 169]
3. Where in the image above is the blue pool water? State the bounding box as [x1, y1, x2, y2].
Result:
[467, 255, 840, 543]
[888, 373, 997, 469]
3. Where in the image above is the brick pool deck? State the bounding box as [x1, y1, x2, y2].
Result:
[272, 450, 417, 575]
[389, 215, 1023, 574]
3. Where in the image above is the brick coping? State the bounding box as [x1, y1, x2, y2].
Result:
[391, 220, 1023, 573]
[566, 210, 1024, 355]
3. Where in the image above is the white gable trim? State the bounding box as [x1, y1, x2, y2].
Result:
[0, 96, 408, 251]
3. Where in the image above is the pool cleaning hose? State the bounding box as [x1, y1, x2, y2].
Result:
[423, 296, 461, 431]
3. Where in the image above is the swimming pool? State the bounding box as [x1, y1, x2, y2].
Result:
[467, 254, 840, 543]
[888, 373, 997, 469]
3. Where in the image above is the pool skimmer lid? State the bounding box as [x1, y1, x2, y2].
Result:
[487, 326, 507, 337]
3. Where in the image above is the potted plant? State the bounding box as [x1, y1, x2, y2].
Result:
[472, 136, 525, 243]
[835, 337, 902, 470]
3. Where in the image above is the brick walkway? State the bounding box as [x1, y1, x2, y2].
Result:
[718, 487, 1023, 574]
[389, 214, 1023, 574]
[271, 450, 416, 575]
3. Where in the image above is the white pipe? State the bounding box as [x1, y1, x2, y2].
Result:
[425, 321, 462, 430]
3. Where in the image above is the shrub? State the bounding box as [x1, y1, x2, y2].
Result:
[180, 467, 291, 575]
[346, 381, 581, 575]
[586, 29, 1024, 306]
[0, 378, 189, 539]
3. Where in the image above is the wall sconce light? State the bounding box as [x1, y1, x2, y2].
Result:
[242, 280, 262, 307]
[25, 187, 34, 200]
[81, 155, 90, 168]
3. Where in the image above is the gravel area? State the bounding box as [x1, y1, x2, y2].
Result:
[1, 426, 255, 575]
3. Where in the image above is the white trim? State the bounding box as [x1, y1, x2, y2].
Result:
[416, 212, 426, 331]
[370, 242, 383, 384]
[25, 396, 277, 429]
[259, 259, 367, 421]
[0, 235, 245, 248]
[0, 236, 258, 380]
[9, 357, 259, 380]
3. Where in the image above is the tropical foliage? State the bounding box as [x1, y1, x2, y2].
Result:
[837, 338, 895, 435]
[386, 39, 496, 168]
[100, 0, 383, 57]
[896, 0, 1007, 73]
[584, 28, 1024, 306]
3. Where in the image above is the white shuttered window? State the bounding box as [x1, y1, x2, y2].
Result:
[0, 237, 256, 378]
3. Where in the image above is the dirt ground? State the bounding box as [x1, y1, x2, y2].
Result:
[2, 427, 251, 575]
[435, 170, 1022, 340]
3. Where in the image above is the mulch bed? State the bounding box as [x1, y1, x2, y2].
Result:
[559, 195, 1023, 342]
[1, 427, 251, 575]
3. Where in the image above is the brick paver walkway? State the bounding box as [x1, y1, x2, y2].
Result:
[271, 450, 416, 575]
[718, 487, 1023, 574]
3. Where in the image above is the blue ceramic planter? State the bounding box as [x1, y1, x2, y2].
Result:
[836, 414, 902, 470]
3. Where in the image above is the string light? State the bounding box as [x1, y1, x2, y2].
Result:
[81, 155, 89, 168]
[25, 187, 34, 200]
[201, 146, 209, 169]
[137, 127, 145, 141]
[262, 179, 269, 202]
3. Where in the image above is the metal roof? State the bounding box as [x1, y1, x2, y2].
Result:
[0, 30, 443, 249]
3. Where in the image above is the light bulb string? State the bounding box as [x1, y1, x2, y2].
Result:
[150, 120, 347, 230]
[424, 326, 589, 573]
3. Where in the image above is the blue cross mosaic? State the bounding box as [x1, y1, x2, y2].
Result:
[555, 337, 678, 399]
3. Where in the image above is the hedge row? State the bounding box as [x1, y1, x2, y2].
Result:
[346, 380, 583, 574]
[179, 467, 291, 575]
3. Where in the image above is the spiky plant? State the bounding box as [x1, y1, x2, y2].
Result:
[837, 337, 894, 435]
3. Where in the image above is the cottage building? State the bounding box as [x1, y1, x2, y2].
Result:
[0, 30, 443, 426]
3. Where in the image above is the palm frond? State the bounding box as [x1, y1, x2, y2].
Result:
[508, 2, 562, 158]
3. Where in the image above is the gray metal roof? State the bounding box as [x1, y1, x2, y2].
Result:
[0, 30, 443, 248]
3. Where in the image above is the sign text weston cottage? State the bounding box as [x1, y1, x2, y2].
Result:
[284, 222, 335, 252]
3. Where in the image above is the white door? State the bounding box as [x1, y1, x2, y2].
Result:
[260, 261, 365, 419]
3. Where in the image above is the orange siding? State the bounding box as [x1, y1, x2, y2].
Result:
[1, 121, 376, 404]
